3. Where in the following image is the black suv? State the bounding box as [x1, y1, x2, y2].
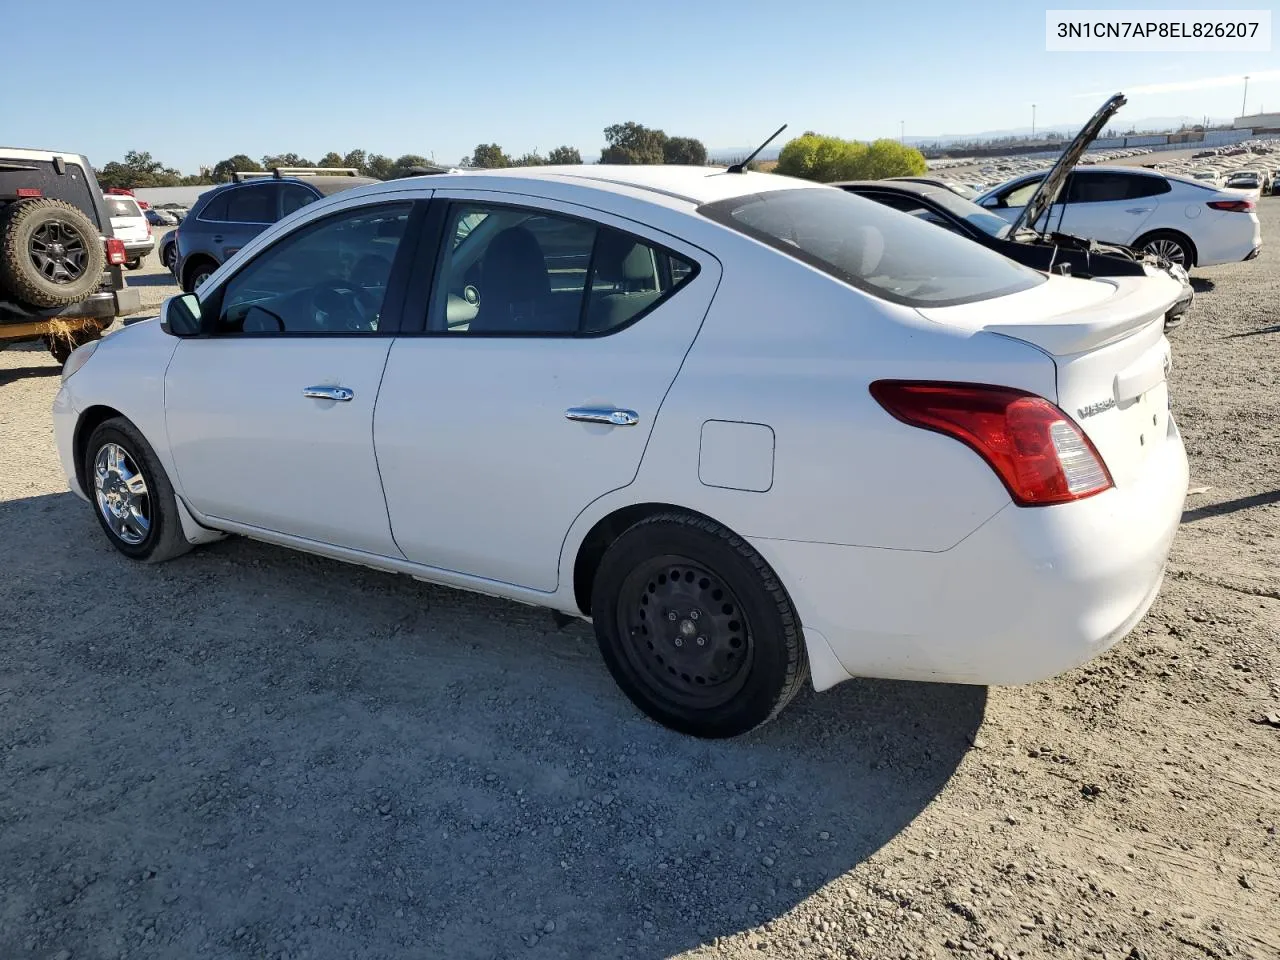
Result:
[1, 148, 141, 361]
[174, 167, 380, 292]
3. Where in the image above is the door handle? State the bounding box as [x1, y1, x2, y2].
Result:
[565, 406, 639, 426]
[1125, 207, 1153, 214]
[212, 235, 223, 242]
[303, 385, 354, 402]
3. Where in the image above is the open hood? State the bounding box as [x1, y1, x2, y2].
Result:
[1008, 93, 1127, 236]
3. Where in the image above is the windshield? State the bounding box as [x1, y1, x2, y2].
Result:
[105, 196, 141, 218]
[700, 187, 1044, 308]
[915, 187, 1014, 239]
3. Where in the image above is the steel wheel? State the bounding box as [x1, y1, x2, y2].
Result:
[1143, 237, 1187, 266]
[30, 219, 88, 284]
[615, 555, 754, 711]
[93, 442, 151, 546]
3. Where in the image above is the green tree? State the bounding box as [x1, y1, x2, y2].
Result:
[364, 154, 396, 180]
[546, 145, 582, 164]
[663, 136, 708, 166]
[464, 143, 510, 168]
[343, 149, 368, 172]
[389, 154, 430, 178]
[260, 153, 312, 169]
[317, 151, 347, 168]
[775, 133, 925, 182]
[211, 154, 262, 183]
[600, 122, 667, 165]
[96, 150, 184, 188]
[510, 152, 546, 167]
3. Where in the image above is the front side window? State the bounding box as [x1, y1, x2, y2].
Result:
[700, 187, 1043, 308]
[999, 177, 1043, 208]
[430, 203, 696, 335]
[224, 184, 276, 224]
[214, 201, 411, 335]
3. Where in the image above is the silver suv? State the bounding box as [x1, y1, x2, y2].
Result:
[174, 167, 379, 292]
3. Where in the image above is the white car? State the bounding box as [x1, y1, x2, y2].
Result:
[52, 166, 1189, 738]
[976, 165, 1260, 268]
[102, 194, 154, 270]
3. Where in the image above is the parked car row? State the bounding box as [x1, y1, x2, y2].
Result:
[52, 98, 1196, 737]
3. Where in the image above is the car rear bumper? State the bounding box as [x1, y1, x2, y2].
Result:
[123, 239, 155, 257]
[1196, 219, 1262, 267]
[751, 415, 1188, 687]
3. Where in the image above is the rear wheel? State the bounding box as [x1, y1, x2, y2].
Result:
[125, 258, 142, 270]
[184, 259, 216, 292]
[83, 417, 192, 564]
[0, 199, 105, 307]
[591, 513, 808, 738]
[1137, 231, 1195, 269]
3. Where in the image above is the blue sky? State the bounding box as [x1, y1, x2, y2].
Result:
[5, 0, 1276, 172]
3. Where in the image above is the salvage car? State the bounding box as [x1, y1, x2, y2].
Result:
[836, 96, 1194, 332]
[52, 165, 1188, 738]
[1, 147, 141, 361]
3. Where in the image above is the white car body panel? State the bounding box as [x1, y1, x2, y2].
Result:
[977, 166, 1261, 266]
[52, 165, 1190, 697]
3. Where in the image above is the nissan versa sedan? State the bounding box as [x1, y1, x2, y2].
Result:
[51, 166, 1189, 738]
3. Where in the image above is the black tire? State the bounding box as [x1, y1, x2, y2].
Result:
[83, 417, 193, 564]
[183, 258, 217, 293]
[161, 246, 176, 269]
[125, 258, 142, 270]
[1136, 230, 1195, 269]
[0, 199, 106, 308]
[44, 327, 101, 365]
[591, 512, 809, 738]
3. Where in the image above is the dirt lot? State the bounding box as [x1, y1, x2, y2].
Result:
[1, 207, 1278, 960]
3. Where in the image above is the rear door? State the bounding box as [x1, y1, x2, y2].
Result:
[373, 193, 720, 592]
[1057, 171, 1166, 244]
[104, 196, 148, 243]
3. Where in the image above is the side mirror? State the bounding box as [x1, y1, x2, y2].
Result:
[161, 293, 203, 337]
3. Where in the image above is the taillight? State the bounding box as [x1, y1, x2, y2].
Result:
[1207, 198, 1255, 212]
[105, 238, 127, 265]
[869, 381, 1113, 506]
[16, 187, 41, 198]
[146, 218, 153, 236]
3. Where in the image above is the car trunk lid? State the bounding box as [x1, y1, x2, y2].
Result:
[916, 273, 1178, 488]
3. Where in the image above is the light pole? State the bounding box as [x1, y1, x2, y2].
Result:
[1242, 75, 1250, 117]
[1032, 104, 1037, 137]
[899, 120, 904, 143]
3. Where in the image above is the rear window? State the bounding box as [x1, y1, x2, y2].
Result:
[105, 197, 141, 218]
[699, 188, 1044, 307]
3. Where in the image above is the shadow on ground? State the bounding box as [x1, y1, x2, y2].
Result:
[0, 492, 983, 960]
[0, 364, 59, 386]
[1190, 277, 1216, 294]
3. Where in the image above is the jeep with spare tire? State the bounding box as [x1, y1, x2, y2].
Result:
[1, 148, 142, 362]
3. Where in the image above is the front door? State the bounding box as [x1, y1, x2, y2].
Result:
[374, 195, 719, 592]
[164, 198, 419, 555]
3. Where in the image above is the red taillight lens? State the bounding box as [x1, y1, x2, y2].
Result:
[1207, 199, 1255, 212]
[105, 238, 127, 265]
[16, 187, 41, 198]
[146, 218, 153, 236]
[869, 381, 1113, 506]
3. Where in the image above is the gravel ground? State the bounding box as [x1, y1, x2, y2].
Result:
[1, 206, 1277, 960]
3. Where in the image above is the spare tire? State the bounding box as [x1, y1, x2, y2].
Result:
[0, 199, 105, 308]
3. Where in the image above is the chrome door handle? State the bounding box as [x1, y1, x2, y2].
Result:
[1125, 207, 1153, 214]
[565, 406, 639, 426]
[303, 385, 354, 402]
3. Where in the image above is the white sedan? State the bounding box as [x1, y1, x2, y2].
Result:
[52, 166, 1188, 738]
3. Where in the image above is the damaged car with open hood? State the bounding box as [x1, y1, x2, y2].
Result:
[836, 94, 1196, 332]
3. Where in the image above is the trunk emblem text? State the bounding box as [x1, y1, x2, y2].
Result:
[1077, 398, 1116, 419]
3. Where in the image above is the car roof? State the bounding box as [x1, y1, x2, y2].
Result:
[203, 175, 382, 197]
[359, 165, 823, 210]
[831, 179, 937, 195]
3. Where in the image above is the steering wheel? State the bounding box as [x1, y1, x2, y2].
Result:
[308, 282, 380, 331]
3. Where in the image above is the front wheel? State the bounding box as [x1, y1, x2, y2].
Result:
[591, 513, 809, 738]
[83, 417, 193, 563]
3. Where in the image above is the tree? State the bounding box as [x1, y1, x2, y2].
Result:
[663, 136, 708, 166]
[343, 149, 368, 172]
[211, 154, 263, 183]
[317, 152, 347, 168]
[96, 150, 183, 188]
[260, 153, 312, 169]
[390, 154, 430, 178]
[775, 133, 925, 182]
[600, 122, 666, 164]
[546, 145, 582, 164]
[510, 152, 546, 167]
[463, 143, 510, 169]
[364, 154, 396, 180]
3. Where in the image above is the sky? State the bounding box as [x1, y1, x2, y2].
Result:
[4, 0, 1277, 173]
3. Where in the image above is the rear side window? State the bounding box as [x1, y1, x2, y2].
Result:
[198, 191, 230, 221]
[105, 197, 141, 218]
[1067, 172, 1170, 203]
[224, 185, 275, 224]
[699, 188, 1043, 307]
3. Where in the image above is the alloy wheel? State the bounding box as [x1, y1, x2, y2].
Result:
[1144, 238, 1186, 266]
[93, 442, 151, 546]
[30, 220, 88, 284]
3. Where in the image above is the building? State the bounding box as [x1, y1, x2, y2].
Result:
[1234, 113, 1280, 133]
